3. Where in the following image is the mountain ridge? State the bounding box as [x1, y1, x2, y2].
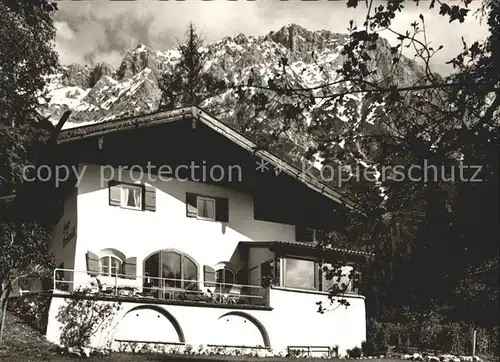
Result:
[41, 24, 426, 178]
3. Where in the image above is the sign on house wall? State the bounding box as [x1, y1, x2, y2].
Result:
[62, 220, 76, 248]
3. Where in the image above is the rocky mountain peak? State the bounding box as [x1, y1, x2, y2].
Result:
[135, 43, 149, 52]
[267, 24, 346, 54]
[115, 43, 176, 81]
[89, 62, 115, 88]
[43, 23, 427, 156]
[60, 63, 91, 88]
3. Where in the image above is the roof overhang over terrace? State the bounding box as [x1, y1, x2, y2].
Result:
[56, 106, 363, 216]
[237, 240, 374, 263]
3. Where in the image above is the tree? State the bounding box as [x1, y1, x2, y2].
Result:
[0, 222, 53, 343]
[159, 22, 224, 109]
[0, 0, 60, 345]
[0, 0, 59, 190]
[209, 0, 498, 332]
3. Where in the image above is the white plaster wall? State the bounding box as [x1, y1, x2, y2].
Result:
[50, 188, 78, 278]
[72, 164, 295, 287]
[46, 292, 366, 356]
[45, 163, 366, 354]
[268, 288, 366, 355]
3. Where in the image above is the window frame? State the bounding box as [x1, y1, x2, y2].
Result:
[305, 228, 325, 242]
[274, 255, 357, 294]
[296, 226, 326, 243]
[143, 250, 199, 290]
[120, 184, 143, 211]
[282, 256, 319, 291]
[196, 196, 216, 221]
[215, 267, 236, 286]
[319, 262, 356, 294]
[98, 255, 123, 277]
[260, 258, 280, 287]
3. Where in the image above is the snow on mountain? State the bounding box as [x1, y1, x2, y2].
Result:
[42, 24, 425, 170]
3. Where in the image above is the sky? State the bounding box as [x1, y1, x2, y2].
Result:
[54, 0, 489, 76]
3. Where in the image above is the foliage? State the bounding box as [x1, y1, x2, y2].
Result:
[159, 23, 225, 109]
[0, 0, 59, 126]
[56, 289, 121, 348]
[0, 311, 60, 359]
[0, 0, 59, 346]
[116, 342, 274, 358]
[160, 6, 498, 324]
[346, 346, 363, 358]
[7, 294, 52, 334]
[364, 311, 498, 356]
[0, 222, 53, 336]
[230, 0, 498, 335]
[0, 0, 58, 191]
[158, 23, 307, 160]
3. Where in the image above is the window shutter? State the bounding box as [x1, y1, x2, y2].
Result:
[203, 265, 216, 287]
[144, 185, 156, 211]
[86, 251, 99, 276]
[109, 182, 121, 206]
[123, 257, 137, 279]
[215, 197, 229, 222]
[186, 193, 198, 218]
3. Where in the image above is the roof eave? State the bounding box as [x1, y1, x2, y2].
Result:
[56, 106, 364, 214]
[237, 241, 374, 258]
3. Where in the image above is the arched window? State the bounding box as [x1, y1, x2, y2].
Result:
[216, 267, 235, 285]
[99, 255, 122, 277]
[144, 250, 198, 290]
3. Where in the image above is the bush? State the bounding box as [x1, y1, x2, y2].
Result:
[346, 346, 362, 358]
[56, 289, 121, 348]
[365, 312, 499, 357]
[8, 294, 51, 333]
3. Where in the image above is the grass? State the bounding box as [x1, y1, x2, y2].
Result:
[0, 311, 404, 362]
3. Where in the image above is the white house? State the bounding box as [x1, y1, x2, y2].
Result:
[37, 106, 370, 356]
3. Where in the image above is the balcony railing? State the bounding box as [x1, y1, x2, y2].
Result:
[52, 268, 269, 307]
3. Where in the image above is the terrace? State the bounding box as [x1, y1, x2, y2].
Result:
[52, 268, 271, 309]
[51, 241, 372, 310]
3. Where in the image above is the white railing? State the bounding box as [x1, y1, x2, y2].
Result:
[53, 268, 269, 306]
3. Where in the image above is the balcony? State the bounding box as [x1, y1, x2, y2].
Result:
[52, 268, 270, 309]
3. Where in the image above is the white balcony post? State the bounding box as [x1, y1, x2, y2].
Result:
[53, 269, 57, 291]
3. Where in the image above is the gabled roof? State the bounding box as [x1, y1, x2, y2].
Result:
[57, 106, 362, 213]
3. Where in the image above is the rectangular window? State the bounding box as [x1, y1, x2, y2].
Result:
[99, 260, 109, 275]
[120, 185, 143, 210]
[277, 256, 359, 294]
[320, 262, 334, 292]
[296, 226, 326, 243]
[109, 181, 155, 211]
[196, 196, 216, 220]
[186, 193, 229, 222]
[319, 262, 357, 293]
[283, 258, 317, 290]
